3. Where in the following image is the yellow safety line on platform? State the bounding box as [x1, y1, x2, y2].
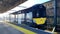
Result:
[5, 22, 36, 34]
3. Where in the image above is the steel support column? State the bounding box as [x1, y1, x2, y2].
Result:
[24, 12, 27, 23]
[52, 0, 57, 32]
[53, 0, 57, 27]
[17, 14, 18, 23]
[14, 15, 16, 22]
[9, 14, 11, 22]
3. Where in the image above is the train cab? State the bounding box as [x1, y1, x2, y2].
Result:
[24, 4, 47, 29]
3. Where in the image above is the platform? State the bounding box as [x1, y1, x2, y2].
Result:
[0, 21, 52, 34]
[0, 22, 24, 34]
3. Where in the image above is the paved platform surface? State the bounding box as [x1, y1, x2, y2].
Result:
[0, 21, 24, 34]
[0, 21, 52, 34]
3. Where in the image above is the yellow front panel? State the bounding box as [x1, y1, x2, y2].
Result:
[33, 18, 46, 25]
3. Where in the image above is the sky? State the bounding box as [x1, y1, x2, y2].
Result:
[0, 0, 50, 18]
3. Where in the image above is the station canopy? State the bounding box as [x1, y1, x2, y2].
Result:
[11, 4, 45, 15]
[11, 4, 38, 15]
[0, 0, 27, 13]
[11, 8, 30, 15]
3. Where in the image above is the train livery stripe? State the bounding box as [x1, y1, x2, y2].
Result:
[6, 22, 36, 34]
[33, 18, 46, 25]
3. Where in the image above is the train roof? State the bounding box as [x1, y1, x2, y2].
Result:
[11, 4, 46, 15]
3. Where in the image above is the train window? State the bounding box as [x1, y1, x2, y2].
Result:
[32, 4, 46, 18]
[32, 9, 46, 18]
[26, 12, 32, 23]
[18, 14, 25, 24]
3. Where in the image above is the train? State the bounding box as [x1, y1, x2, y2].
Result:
[20, 4, 47, 30]
[11, 4, 47, 30]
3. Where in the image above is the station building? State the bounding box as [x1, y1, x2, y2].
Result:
[42, 0, 60, 31]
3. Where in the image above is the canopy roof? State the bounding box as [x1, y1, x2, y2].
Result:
[11, 4, 46, 15]
[0, 0, 27, 13]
